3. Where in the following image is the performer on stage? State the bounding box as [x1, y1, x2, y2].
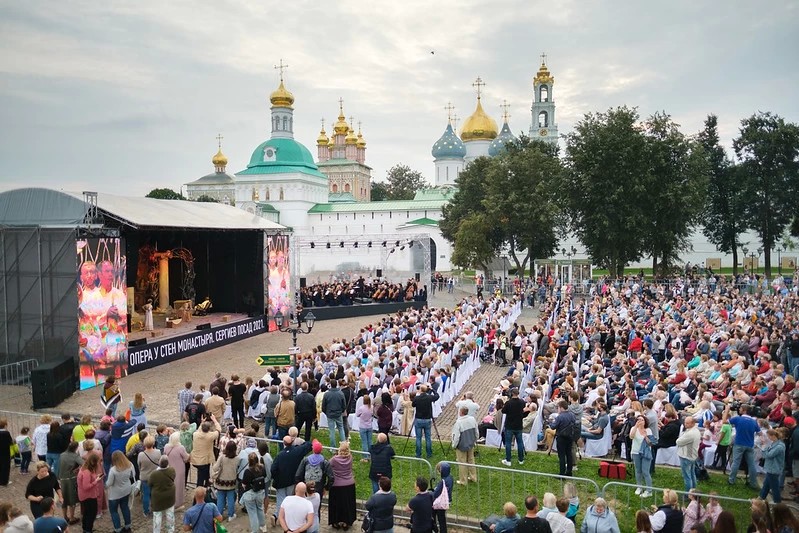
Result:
[143, 299, 154, 331]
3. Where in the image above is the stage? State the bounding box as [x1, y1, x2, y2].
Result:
[128, 311, 250, 343]
[298, 300, 428, 321]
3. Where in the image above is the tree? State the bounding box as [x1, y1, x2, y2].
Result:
[563, 106, 651, 277]
[194, 194, 219, 203]
[734, 112, 799, 276]
[440, 158, 501, 271]
[370, 181, 389, 202]
[384, 164, 426, 200]
[699, 114, 748, 275]
[146, 188, 185, 200]
[641, 113, 708, 277]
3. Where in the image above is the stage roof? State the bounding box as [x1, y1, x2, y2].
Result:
[0, 188, 286, 231]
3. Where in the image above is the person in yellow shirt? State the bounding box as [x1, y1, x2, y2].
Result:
[71, 415, 94, 443]
[125, 423, 147, 453]
[204, 388, 227, 421]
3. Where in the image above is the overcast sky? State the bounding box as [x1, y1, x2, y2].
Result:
[1, 1, 797, 196]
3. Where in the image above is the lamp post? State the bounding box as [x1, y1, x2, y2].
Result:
[742, 246, 749, 273]
[778, 245, 784, 276]
[757, 247, 762, 275]
[273, 310, 316, 393]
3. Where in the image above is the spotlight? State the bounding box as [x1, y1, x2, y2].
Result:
[389, 248, 395, 254]
[382, 241, 387, 247]
[339, 241, 344, 248]
[400, 246, 405, 251]
[367, 241, 372, 248]
[409, 241, 414, 248]
[395, 240, 400, 247]
[353, 242, 358, 248]
[326, 242, 331, 249]
[310, 242, 315, 249]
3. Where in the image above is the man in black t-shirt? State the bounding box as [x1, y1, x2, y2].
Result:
[501, 388, 526, 466]
[183, 393, 206, 425]
[406, 476, 434, 533]
[514, 495, 552, 533]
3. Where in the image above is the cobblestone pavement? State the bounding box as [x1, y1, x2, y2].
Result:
[0, 289, 543, 532]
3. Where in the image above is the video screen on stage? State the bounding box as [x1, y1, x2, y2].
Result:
[266, 234, 290, 331]
[77, 238, 128, 390]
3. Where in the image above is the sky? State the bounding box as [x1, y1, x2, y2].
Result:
[1, 1, 797, 196]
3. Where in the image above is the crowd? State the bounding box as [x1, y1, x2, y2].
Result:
[0, 294, 522, 532]
[299, 278, 426, 307]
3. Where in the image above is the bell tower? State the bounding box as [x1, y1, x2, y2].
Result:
[529, 54, 558, 145]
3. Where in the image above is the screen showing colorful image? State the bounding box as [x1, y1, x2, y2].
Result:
[77, 238, 128, 390]
[266, 234, 290, 331]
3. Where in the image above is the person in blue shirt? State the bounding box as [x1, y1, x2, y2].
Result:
[182, 486, 222, 533]
[724, 403, 761, 489]
[32, 497, 67, 533]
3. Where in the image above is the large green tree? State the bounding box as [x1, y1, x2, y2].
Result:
[440, 140, 564, 273]
[563, 106, 650, 277]
[146, 188, 185, 200]
[734, 112, 799, 276]
[641, 113, 708, 277]
[698, 114, 748, 275]
[370, 181, 389, 202]
[384, 164, 426, 200]
[194, 194, 219, 203]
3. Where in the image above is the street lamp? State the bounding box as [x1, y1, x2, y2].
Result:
[742, 246, 749, 272]
[273, 310, 316, 393]
[757, 247, 763, 274]
[778, 245, 784, 276]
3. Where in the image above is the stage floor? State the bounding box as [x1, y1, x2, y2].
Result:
[128, 311, 250, 342]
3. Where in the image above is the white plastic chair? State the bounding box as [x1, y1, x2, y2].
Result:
[654, 446, 681, 467]
[583, 422, 612, 458]
[486, 414, 506, 447]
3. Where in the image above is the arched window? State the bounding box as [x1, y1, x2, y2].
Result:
[264, 188, 270, 200]
[332, 184, 338, 193]
[540, 85, 549, 102]
[538, 111, 548, 128]
[279, 187, 284, 200]
[282, 116, 288, 130]
[344, 183, 351, 193]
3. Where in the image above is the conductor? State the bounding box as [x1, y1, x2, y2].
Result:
[412, 384, 440, 459]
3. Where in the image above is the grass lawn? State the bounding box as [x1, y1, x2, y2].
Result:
[288, 429, 758, 532]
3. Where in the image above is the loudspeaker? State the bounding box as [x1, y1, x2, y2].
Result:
[300, 277, 307, 289]
[31, 357, 76, 409]
[376, 269, 383, 278]
[195, 323, 212, 331]
[415, 273, 421, 282]
[129, 338, 147, 347]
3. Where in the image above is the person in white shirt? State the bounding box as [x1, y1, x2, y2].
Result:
[456, 393, 480, 418]
[675, 417, 701, 492]
[279, 482, 314, 533]
[546, 497, 575, 533]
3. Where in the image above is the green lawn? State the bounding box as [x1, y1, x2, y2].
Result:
[280, 429, 758, 532]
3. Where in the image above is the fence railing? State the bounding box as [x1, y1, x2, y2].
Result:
[0, 358, 38, 385]
[600, 481, 753, 533]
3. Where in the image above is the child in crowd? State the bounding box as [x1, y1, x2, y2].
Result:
[682, 488, 708, 533]
[705, 492, 723, 530]
[15, 427, 33, 474]
[154, 424, 171, 453]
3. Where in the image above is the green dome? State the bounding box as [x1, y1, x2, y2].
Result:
[245, 138, 321, 173]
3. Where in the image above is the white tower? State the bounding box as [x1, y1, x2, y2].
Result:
[529, 54, 558, 144]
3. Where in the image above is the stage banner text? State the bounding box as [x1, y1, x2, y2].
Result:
[127, 315, 267, 373]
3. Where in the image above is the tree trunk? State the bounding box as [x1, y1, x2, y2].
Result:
[765, 250, 772, 278]
[732, 247, 739, 277]
[652, 253, 658, 280]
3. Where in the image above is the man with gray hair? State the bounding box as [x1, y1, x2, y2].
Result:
[451, 406, 478, 485]
[456, 392, 480, 418]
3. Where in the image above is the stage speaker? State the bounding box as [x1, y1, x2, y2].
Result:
[195, 323, 212, 331]
[376, 269, 383, 278]
[129, 338, 147, 347]
[415, 273, 421, 282]
[300, 277, 307, 289]
[31, 357, 76, 409]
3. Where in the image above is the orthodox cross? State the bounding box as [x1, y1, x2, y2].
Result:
[216, 133, 223, 149]
[444, 102, 455, 123]
[320, 118, 325, 131]
[540, 52, 547, 64]
[452, 114, 460, 129]
[349, 115, 355, 128]
[274, 59, 289, 81]
[338, 97, 344, 113]
[500, 100, 511, 123]
[472, 77, 485, 98]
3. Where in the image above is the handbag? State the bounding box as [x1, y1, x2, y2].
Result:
[215, 521, 228, 533]
[432, 482, 449, 510]
[124, 408, 131, 421]
[361, 511, 375, 533]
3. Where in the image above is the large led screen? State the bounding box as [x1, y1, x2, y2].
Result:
[266, 235, 290, 331]
[77, 238, 128, 389]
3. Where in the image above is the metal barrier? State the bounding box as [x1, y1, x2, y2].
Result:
[0, 358, 38, 385]
[443, 460, 601, 530]
[600, 481, 753, 533]
[0, 409, 44, 436]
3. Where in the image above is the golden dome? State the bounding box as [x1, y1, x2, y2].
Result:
[534, 61, 554, 86]
[460, 98, 498, 141]
[317, 125, 329, 145]
[333, 111, 349, 135]
[269, 80, 294, 108]
[212, 148, 228, 167]
[345, 125, 358, 145]
[356, 130, 366, 148]
[327, 137, 334, 148]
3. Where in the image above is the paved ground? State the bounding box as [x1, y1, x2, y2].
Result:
[0, 288, 545, 532]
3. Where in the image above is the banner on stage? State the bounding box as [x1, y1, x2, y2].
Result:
[127, 315, 267, 373]
[77, 237, 128, 390]
[266, 234, 290, 331]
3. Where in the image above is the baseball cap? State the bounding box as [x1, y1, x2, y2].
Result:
[312, 439, 323, 454]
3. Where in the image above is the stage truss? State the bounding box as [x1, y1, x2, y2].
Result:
[288, 233, 433, 307]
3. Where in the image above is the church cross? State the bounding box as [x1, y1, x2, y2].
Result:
[357, 120, 362, 132]
[320, 118, 325, 130]
[338, 97, 344, 113]
[540, 52, 547, 65]
[216, 133, 223, 149]
[500, 100, 511, 122]
[274, 59, 289, 82]
[349, 115, 355, 128]
[444, 102, 455, 123]
[452, 114, 460, 129]
[472, 77, 485, 99]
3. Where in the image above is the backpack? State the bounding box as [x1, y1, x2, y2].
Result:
[304, 461, 325, 484]
[249, 388, 263, 406]
[568, 420, 582, 442]
[249, 466, 266, 492]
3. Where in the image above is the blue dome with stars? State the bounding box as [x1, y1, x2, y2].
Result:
[488, 121, 517, 157]
[431, 123, 466, 159]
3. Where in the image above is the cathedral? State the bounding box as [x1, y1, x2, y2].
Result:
[185, 59, 559, 275]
